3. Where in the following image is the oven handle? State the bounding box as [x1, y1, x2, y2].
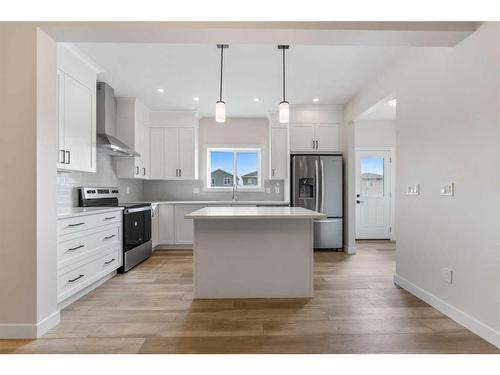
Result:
[124, 206, 152, 214]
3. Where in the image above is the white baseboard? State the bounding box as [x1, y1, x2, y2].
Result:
[394, 274, 500, 348]
[343, 244, 357, 254]
[0, 310, 60, 339]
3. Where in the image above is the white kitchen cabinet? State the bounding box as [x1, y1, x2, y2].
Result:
[290, 123, 341, 152]
[151, 204, 159, 249]
[115, 98, 151, 179]
[158, 204, 175, 245]
[149, 126, 195, 180]
[270, 127, 288, 180]
[56, 44, 97, 173]
[174, 204, 205, 245]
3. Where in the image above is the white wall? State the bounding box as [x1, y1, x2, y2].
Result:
[0, 24, 59, 337]
[344, 23, 500, 347]
[355, 120, 396, 147]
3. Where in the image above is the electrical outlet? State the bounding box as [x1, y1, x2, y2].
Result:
[440, 182, 454, 196]
[406, 184, 420, 195]
[274, 186, 280, 194]
[442, 268, 453, 284]
[193, 187, 200, 194]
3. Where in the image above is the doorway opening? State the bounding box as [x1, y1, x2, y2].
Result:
[353, 95, 397, 241]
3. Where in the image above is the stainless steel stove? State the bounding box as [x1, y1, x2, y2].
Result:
[79, 187, 152, 273]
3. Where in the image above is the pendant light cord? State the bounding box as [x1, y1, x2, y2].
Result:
[282, 48, 286, 102]
[219, 46, 224, 102]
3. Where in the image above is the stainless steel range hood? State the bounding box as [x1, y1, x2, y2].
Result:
[96, 82, 140, 157]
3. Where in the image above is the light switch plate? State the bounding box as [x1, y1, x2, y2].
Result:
[406, 184, 420, 195]
[440, 182, 454, 196]
[442, 268, 453, 284]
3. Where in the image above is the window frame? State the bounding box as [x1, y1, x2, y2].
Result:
[206, 147, 263, 191]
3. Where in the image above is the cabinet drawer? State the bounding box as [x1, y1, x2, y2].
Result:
[57, 210, 121, 236]
[57, 247, 120, 303]
[57, 225, 120, 269]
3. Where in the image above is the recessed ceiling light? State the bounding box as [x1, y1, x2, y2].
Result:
[157, 88, 164, 93]
[193, 97, 200, 101]
[313, 98, 320, 102]
[253, 98, 260, 102]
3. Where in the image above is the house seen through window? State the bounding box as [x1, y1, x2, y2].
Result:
[207, 148, 261, 189]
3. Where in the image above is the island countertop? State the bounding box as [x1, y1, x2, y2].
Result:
[185, 206, 326, 220]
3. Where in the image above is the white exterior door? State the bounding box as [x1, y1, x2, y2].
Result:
[355, 149, 392, 239]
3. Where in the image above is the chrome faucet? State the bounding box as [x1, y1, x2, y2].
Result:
[232, 183, 238, 201]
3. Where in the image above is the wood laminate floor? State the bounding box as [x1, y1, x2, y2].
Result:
[1, 241, 498, 354]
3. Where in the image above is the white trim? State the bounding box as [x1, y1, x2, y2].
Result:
[0, 310, 60, 339]
[343, 244, 357, 254]
[394, 274, 500, 349]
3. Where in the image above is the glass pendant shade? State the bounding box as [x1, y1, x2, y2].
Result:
[215, 101, 226, 123]
[279, 101, 289, 123]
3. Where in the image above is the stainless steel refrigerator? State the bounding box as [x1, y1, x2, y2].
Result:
[291, 155, 343, 249]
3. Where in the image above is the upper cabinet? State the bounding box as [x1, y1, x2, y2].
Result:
[149, 111, 198, 180]
[149, 126, 195, 180]
[115, 98, 151, 179]
[290, 124, 341, 152]
[56, 44, 97, 172]
[270, 127, 288, 180]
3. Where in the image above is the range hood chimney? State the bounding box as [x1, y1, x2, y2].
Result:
[96, 82, 140, 157]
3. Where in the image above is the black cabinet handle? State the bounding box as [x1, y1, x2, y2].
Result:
[68, 222, 85, 227]
[136, 166, 139, 175]
[68, 244, 84, 251]
[104, 258, 116, 265]
[104, 234, 116, 240]
[65, 150, 70, 164]
[68, 274, 84, 283]
[104, 216, 116, 220]
[143, 167, 146, 176]
[59, 150, 65, 164]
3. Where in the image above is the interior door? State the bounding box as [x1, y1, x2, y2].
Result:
[355, 150, 392, 239]
[164, 127, 179, 178]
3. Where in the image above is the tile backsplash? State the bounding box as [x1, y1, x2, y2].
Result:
[56, 151, 143, 208]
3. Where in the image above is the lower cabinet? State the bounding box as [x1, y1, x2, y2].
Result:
[158, 204, 204, 246]
[151, 204, 159, 249]
[57, 209, 123, 306]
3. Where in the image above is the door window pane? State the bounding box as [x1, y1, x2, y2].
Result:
[210, 151, 234, 187]
[236, 152, 259, 187]
[360, 157, 384, 197]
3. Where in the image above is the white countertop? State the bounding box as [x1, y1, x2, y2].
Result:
[57, 206, 124, 219]
[185, 206, 326, 220]
[144, 200, 289, 206]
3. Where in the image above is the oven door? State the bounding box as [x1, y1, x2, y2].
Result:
[123, 207, 152, 252]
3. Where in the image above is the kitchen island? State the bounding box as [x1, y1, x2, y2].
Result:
[185, 206, 326, 299]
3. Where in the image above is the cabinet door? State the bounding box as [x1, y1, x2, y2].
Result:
[314, 124, 340, 152]
[174, 205, 205, 245]
[149, 128, 165, 179]
[56, 70, 66, 169]
[63, 74, 94, 172]
[158, 204, 175, 245]
[290, 124, 314, 152]
[270, 128, 288, 180]
[164, 128, 179, 178]
[178, 127, 195, 179]
[140, 123, 150, 179]
[151, 205, 159, 249]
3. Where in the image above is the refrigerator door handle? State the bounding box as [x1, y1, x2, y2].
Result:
[320, 159, 325, 213]
[315, 159, 319, 212]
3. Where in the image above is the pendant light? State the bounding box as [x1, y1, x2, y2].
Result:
[216, 44, 229, 123]
[278, 45, 290, 123]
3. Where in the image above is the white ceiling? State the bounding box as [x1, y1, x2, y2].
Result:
[74, 43, 411, 117]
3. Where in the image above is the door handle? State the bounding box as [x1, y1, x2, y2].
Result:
[65, 150, 70, 164]
[142, 167, 146, 176]
[68, 222, 85, 227]
[315, 159, 319, 212]
[272, 168, 275, 177]
[104, 216, 116, 220]
[179, 169, 182, 177]
[104, 234, 116, 240]
[104, 258, 116, 265]
[320, 159, 325, 213]
[356, 200, 365, 204]
[59, 149, 65, 164]
[67, 244, 84, 251]
[68, 274, 84, 283]
[136, 166, 139, 175]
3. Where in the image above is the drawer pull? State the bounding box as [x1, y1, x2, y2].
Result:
[68, 274, 84, 283]
[104, 234, 116, 240]
[104, 216, 116, 220]
[68, 244, 84, 251]
[104, 258, 116, 265]
[68, 222, 85, 227]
